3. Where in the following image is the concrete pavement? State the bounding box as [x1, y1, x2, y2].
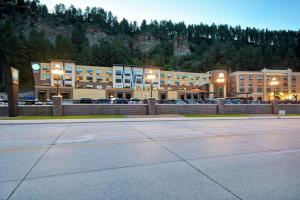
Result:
[1, 118, 300, 199]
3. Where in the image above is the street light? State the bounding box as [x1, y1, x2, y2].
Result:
[52, 64, 63, 96]
[147, 71, 156, 98]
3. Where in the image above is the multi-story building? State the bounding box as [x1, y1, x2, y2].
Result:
[229, 69, 300, 101]
[32, 60, 210, 101]
[31, 60, 300, 101]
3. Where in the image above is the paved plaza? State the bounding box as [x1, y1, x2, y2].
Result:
[1, 118, 300, 200]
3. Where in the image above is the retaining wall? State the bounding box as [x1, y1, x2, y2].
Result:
[1, 103, 300, 117]
[63, 104, 148, 115]
[156, 104, 218, 114]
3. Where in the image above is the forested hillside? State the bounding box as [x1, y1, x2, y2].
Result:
[1, 0, 300, 90]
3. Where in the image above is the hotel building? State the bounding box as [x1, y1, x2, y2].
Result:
[31, 60, 300, 101]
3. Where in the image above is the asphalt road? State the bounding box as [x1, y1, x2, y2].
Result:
[1, 118, 300, 200]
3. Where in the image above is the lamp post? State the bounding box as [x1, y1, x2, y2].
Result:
[52, 64, 64, 96]
[270, 77, 279, 100]
[147, 71, 156, 98]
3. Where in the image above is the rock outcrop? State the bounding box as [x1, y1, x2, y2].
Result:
[133, 33, 160, 55]
[173, 35, 191, 57]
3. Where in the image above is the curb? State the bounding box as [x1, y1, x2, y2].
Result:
[1, 116, 300, 125]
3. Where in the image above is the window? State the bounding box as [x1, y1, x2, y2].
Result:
[77, 76, 83, 81]
[125, 79, 131, 84]
[257, 75, 262, 80]
[240, 88, 245, 92]
[160, 80, 165, 85]
[249, 75, 253, 80]
[248, 88, 253, 93]
[240, 82, 244, 87]
[248, 82, 253, 87]
[239, 75, 244, 80]
[167, 80, 172, 85]
[86, 76, 93, 81]
[96, 85, 102, 89]
[283, 76, 288, 81]
[86, 85, 93, 89]
[175, 80, 180, 85]
[116, 78, 122, 83]
[257, 88, 263, 93]
[292, 76, 296, 81]
[136, 79, 142, 84]
[106, 70, 112, 74]
[124, 70, 131, 76]
[202, 77, 207, 81]
[115, 70, 122, 76]
[266, 76, 271, 80]
[41, 74, 50, 79]
[76, 68, 83, 74]
[292, 82, 296, 87]
[87, 68, 93, 74]
[65, 75, 72, 81]
[292, 89, 296, 93]
[96, 70, 101, 75]
[267, 88, 271, 93]
[42, 66, 50, 70]
[65, 66, 72, 73]
[96, 76, 103, 82]
[160, 74, 165, 78]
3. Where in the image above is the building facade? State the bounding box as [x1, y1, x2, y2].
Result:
[229, 69, 300, 101]
[31, 60, 300, 101]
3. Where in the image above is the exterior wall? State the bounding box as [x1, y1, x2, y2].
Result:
[73, 89, 106, 99]
[133, 90, 159, 99]
[160, 70, 210, 87]
[156, 104, 217, 114]
[63, 104, 148, 115]
[167, 91, 178, 99]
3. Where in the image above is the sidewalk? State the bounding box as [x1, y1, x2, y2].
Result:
[1, 115, 300, 125]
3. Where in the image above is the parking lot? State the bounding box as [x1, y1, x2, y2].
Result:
[1, 118, 300, 200]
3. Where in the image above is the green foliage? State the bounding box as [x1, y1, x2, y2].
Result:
[1, 0, 300, 91]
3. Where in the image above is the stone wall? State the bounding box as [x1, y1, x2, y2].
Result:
[223, 104, 273, 114]
[278, 104, 300, 114]
[0, 105, 52, 116]
[156, 104, 218, 115]
[63, 104, 148, 116]
[1, 103, 300, 117]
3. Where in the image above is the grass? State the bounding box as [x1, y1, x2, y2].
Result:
[0, 115, 126, 120]
[184, 114, 251, 117]
[286, 114, 300, 116]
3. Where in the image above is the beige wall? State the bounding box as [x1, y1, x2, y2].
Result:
[73, 89, 106, 99]
[133, 90, 159, 99]
[167, 91, 178, 99]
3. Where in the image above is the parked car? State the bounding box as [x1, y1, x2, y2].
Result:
[79, 98, 93, 104]
[184, 99, 197, 104]
[128, 98, 142, 104]
[158, 99, 170, 104]
[114, 98, 128, 104]
[96, 99, 111, 104]
[170, 99, 187, 104]
[204, 99, 217, 104]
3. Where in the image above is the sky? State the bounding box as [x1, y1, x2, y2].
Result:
[40, 0, 300, 30]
